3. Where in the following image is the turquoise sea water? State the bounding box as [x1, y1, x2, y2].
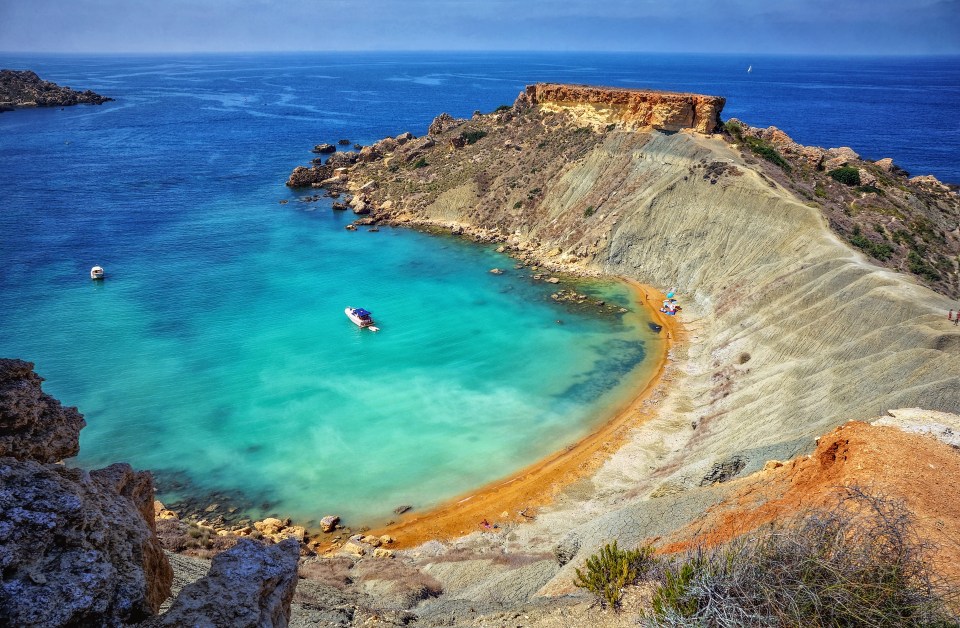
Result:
[1, 52, 957, 526]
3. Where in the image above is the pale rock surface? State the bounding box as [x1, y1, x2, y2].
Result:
[148, 538, 300, 628]
[872, 408, 960, 448]
[0, 459, 172, 626]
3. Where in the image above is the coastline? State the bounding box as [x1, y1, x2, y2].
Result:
[362, 277, 681, 549]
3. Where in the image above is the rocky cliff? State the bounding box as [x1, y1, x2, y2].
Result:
[0, 359, 301, 627]
[0, 69, 113, 112]
[283, 85, 960, 616]
[0, 359, 172, 626]
[525, 83, 725, 134]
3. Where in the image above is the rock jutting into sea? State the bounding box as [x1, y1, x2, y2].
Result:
[0, 69, 113, 112]
[283, 80, 959, 558]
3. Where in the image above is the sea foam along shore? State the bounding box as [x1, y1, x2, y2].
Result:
[365, 277, 678, 549]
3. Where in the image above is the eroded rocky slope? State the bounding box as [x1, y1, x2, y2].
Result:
[273, 83, 960, 622]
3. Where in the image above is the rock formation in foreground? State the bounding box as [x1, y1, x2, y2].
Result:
[0, 358, 172, 626]
[146, 539, 300, 628]
[0, 358, 300, 627]
[0, 69, 113, 112]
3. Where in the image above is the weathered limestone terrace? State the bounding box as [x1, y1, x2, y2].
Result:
[525, 82, 725, 133]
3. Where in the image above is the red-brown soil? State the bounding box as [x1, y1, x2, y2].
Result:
[658, 421, 960, 582]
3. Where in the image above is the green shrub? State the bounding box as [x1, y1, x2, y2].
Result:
[724, 120, 743, 139]
[460, 129, 487, 145]
[646, 488, 958, 626]
[829, 166, 861, 186]
[494, 104, 512, 113]
[513, 201, 522, 209]
[411, 157, 429, 169]
[849, 226, 894, 261]
[748, 141, 791, 170]
[584, 206, 595, 217]
[814, 183, 827, 198]
[574, 541, 655, 608]
[908, 250, 941, 281]
[725, 122, 790, 171]
[856, 184, 884, 195]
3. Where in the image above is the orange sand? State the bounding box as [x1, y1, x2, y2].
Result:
[655, 421, 960, 582]
[363, 279, 682, 549]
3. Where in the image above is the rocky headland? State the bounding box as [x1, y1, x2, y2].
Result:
[4, 81, 960, 626]
[0, 69, 113, 112]
[276, 81, 960, 620]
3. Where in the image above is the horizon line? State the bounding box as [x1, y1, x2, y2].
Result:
[3, 49, 960, 59]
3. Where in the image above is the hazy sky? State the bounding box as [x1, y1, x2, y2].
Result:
[2, 0, 958, 55]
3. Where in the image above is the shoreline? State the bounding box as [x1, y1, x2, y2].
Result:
[360, 277, 681, 550]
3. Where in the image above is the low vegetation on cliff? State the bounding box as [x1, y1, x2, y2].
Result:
[575, 488, 958, 625]
[722, 119, 960, 297]
[289, 84, 960, 298]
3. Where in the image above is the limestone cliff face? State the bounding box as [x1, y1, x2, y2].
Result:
[0, 358, 303, 627]
[147, 539, 300, 628]
[526, 83, 725, 133]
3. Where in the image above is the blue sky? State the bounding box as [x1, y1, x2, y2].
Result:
[1, 0, 958, 54]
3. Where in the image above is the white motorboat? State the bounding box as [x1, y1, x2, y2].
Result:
[90, 265, 105, 280]
[345, 307, 379, 331]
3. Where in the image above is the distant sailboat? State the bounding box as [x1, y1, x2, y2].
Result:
[747, 65, 753, 73]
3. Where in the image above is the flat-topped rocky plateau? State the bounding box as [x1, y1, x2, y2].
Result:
[0, 69, 112, 112]
[4, 83, 959, 626]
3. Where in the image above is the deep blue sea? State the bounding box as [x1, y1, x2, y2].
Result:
[1, 52, 958, 527]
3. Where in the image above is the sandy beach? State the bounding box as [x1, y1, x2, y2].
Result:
[368, 278, 682, 549]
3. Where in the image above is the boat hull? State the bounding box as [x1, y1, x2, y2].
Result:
[345, 307, 375, 328]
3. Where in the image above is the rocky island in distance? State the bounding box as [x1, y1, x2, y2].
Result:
[0, 69, 113, 112]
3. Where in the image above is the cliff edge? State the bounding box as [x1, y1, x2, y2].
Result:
[525, 83, 725, 134]
[0, 359, 301, 627]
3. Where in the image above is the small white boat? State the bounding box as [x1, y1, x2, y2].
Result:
[90, 266, 105, 280]
[747, 65, 753, 73]
[345, 307, 379, 331]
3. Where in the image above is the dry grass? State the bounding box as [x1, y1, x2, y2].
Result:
[645, 487, 959, 626]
